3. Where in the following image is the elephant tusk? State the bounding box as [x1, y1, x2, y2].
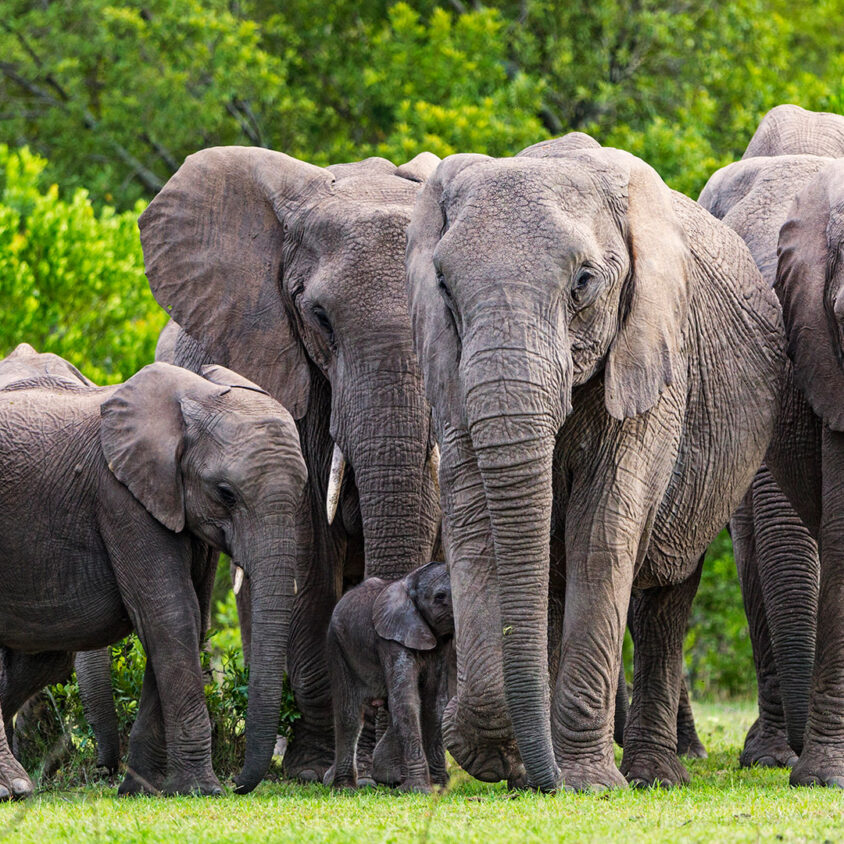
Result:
[429, 442, 441, 497]
[233, 565, 245, 596]
[326, 443, 346, 525]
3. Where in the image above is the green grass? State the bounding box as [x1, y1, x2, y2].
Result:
[2, 702, 843, 843]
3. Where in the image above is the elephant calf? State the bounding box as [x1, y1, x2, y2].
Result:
[0, 345, 306, 799]
[326, 562, 453, 793]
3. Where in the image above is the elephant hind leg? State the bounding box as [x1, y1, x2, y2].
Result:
[621, 561, 702, 788]
[732, 487, 799, 768]
[0, 649, 75, 800]
[675, 677, 707, 758]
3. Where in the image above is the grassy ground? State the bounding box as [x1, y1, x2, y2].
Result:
[2, 702, 842, 843]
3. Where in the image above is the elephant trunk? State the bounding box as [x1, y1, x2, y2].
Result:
[336, 348, 439, 581]
[462, 322, 568, 792]
[234, 528, 297, 794]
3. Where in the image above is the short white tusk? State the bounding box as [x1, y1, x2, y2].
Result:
[233, 565, 245, 596]
[429, 442, 440, 497]
[326, 443, 346, 525]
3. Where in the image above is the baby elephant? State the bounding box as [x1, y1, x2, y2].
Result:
[327, 562, 453, 792]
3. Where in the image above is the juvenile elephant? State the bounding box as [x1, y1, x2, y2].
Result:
[326, 561, 453, 792]
[139, 147, 443, 780]
[0, 345, 306, 798]
[406, 139, 784, 791]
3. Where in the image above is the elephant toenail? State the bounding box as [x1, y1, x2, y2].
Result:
[10, 779, 29, 796]
[0, 786, 10, 801]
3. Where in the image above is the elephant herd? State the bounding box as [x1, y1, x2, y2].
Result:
[0, 103, 843, 799]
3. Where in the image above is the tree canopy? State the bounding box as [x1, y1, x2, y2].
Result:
[2, 0, 842, 206]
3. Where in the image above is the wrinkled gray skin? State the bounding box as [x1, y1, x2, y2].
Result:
[0, 345, 306, 799]
[701, 134, 844, 785]
[406, 138, 784, 791]
[139, 147, 442, 781]
[699, 103, 844, 785]
[0, 353, 121, 774]
[325, 561, 453, 793]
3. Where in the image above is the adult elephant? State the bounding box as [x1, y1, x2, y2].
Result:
[138, 147, 442, 781]
[699, 103, 844, 778]
[406, 139, 784, 791]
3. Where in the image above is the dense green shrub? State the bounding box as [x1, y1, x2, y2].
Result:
[0, 144, 165, 383]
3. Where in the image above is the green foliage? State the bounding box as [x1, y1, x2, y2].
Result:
[0, 144, 165, 383]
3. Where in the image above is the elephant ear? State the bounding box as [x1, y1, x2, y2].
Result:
[776, 162, 844, 429]
[139, 146, 333, 419]
[406, 154, 490, 430]
[395, 152, 441, 183]
[200, 364, 269, 396]
[599, 150, 693, 420]
[100, 362, 223, 532]
[373, 579, 437, 651]
[516, 131, 601, 158]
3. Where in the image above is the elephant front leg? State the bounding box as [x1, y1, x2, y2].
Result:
[791, 427, 844, 788]
[0, 698, 31, 801]
[550, 564, 632, 791]
[621, 564, 702, 788]
[675, 677, 707, 759]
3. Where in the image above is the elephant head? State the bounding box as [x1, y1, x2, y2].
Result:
[743, 104, 844, 159]
[138, 147, 442, 582]
[777, 159, 844, 430]
[373, 561, 453, 648]
[99, 361, 307, 793]
[406, 139, 695, 789]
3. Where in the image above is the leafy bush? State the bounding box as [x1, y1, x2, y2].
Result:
[0, 144, 165, 384]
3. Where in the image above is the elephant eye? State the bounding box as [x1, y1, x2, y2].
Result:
[216, 483, 238, 508]
[437, 272, 453, 303]
[571, 268, 597, 307]
[311, 304, 335, 343]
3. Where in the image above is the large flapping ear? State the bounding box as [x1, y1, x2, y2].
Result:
[516, 131, 601, 158]
[596, 149, 692, 419]
[100, 362, 224, 532]
[776, 161, 844, 429]
[405, 154, 489, 430]
[0, 344, 96, 389]
[395, 151, 441, 183]
[139, 146, 334, 420]
[373, 579, 437, 651]
[744, 104, 844, 159]
[200, 364, 269, 396]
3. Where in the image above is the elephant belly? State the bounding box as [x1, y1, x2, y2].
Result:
[0, 550, 129, 653]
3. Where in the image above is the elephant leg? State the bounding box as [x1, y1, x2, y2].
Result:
[614, 660, 629, 748]
[0, 649, 74, 795]
[354, 711, 378, 787]
[675, 676, 706, 758]
[752, 465, 818, 759]
[621, 561, 702, 788]
[732, 487, 797, 768]
[421, 663, 449, 788]
[791, 427, 844, 787]
[119, 661, 167, 796]
[383, 652, 429, 793]
[75, 649, 120, 773]
[326, 646, 364, 790]
[0, 694, 31, 801]
[372, 711, 402, 786]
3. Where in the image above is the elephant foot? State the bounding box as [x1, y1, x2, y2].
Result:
[0, 755, 33, 801]
[119, 763, 165, 796]
[161, 771, 224, 797]
[621, 746, 690, 788]
[790, 744, 844, 788]
[556, 760, 627, 793]
[373, 728, 402, 786]
[740, 718, 797, 769]
[399, 778, 432, 794]
[282, 724, 333, 784]
[676, 727, 708, 759]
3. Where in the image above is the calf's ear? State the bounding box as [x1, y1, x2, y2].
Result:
[373, 580, 437, 651]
